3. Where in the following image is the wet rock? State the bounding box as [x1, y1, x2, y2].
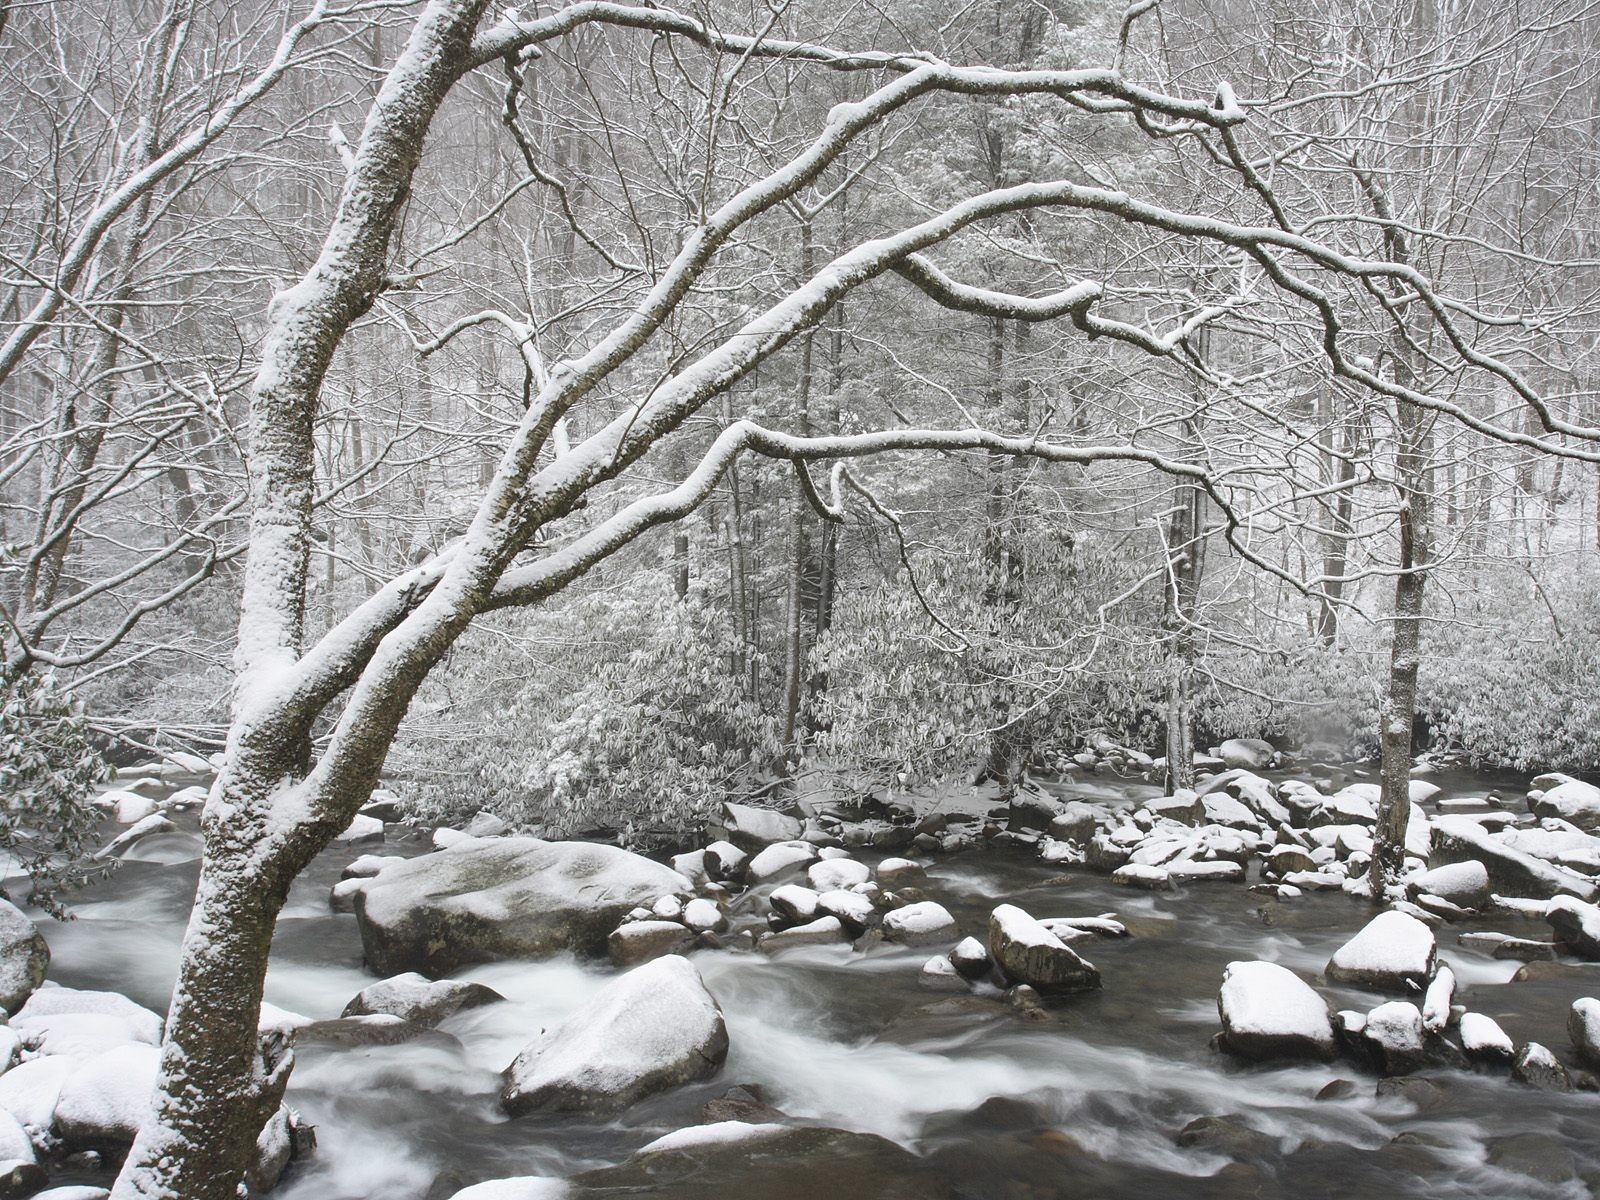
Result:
[1527, 773, 1600, 831]
[1176, 1113, 1275, 1161]
[758, 916, 845, 953]
[715, 803, 804, 851]
[987, 905, 1099, 994]
[1568, 997, 1600, 1068]
[1546, 895, 1600, 959]
[1511, 960, 1599, 984]
[919, 955, 966, 991]
[0, 901, 48, 1015]
[699, 1083, 786, 1125]
[745, 840, 819, 882]
[1217, 961, 1334, 1062]
[1325, 910, 1435, 991]
[1458, 1012, 1514, 1064]
[1487, 1131, 1580, 1187]
[354, 838, 689, 975]
[1315, 1078, 1359, 1101]
[54, 1043, 159, 1147]
[292, 1014, 431, 1047]
[1407, 861, 1489, 909]
[574, 1123, 947, 1200]
[1005, 984, 1050, 1021]
[949, 936, 992, 980]
[1374, 1075, 1444, 1109]
[1218, 739, 1275, 771]
[501, 955, 727, 1116]
[1007, 792, 1067, 833]
[1511, 1042, 1570, 1091]
[882, 902, 957, 948]
[608, 920, 697, 967]
[342, 973, 502, 1026]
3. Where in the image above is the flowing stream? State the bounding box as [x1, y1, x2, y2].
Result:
[26, 766, 1600, 1199]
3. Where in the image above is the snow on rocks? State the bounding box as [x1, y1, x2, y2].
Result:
[500, 955, 727, 1116]
[745, 841, 819, 882]
[681, 898, 725, 933]
[1421, 966, 1455, 1034]
[1218, 738, 1275, 770]
[919, 954, 966, 991]
[806, 858, 870, 892]
[1217, 961, 1334, 1061]
[1459, 1012, 1515, 1064]
[1569, 998, 1600, 1069]
[0, 900, 47, 1014]
[335, 813, 386, 844]
[11, 984, 161, 1055]
[1511, 1042, 1571, 1091]
[0, 1056, 77, 1134]
[1406, 861, 1489, 910]
[875, 858, 924, 886]
[1112, 864, 1174, 890]
[1325, 911, 1436, 991]
[714, 803, 804, 851]
[881, 901, 957, 948]
[769, 885, 820, 925]
[758, 915, 846, 953]
[1431, 816, 1598, 902]
[94, 813, 178, 861]
[341, 973, 502, 1026]
[987, 905, 1100, 994]
[1546, 896, 1600, 959]
[608, 920, 697, 967]
[1357, 1001, 1425, 1075]
[96, 789, 162, 825]
[949, 936, 993, 980]
[446, 1179, 572, 1199]
[816, 890, 876, 935]
[1527, 773, 1600, 831]
[354, 837, 690, 974]
[0, 1108, 33, 1165]
[53, 1042, 160, 1146]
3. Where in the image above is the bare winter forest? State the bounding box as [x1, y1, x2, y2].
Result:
[1, 0, 1600, 1197]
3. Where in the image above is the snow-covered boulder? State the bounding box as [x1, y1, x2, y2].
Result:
[1112, 863, 1173, 890]
[745, 840, 819, 882]
[500, 955, 726, 1116]
[0, 900, 47, 1015]
[1217, 961, 1334, 1061]
[987, 905, 1100, 994]
[807, 858, 869, 892]
[758, 916, 846, 953]
[769, 884, 820, 925]
[881, 901, 957, 948]
[816, 890, 876, 935]
[608, 920, 696, 967]
[919, 954, 965, 991]
[54, 1043, 159, 1146]
[12, 985, 161, 1055]
[1325, 911, 1435, 991]
[0, 1108, 34, 1166]
[1218, 739, 1274, 770]
[99, 789, 161, 825]
[1431, 816, 1597, 901]
[334, 813, 385, 844]
[0, 1055, 78, 1133]
[949, 936, 992, 980]
[465, 811, 510, 839]
[354, 838, 689, 974]
[1546, 896, 1600, 960]
[343, 854, 404, 880]
[1407, 861, 1489, 909]
[1421, 966, 1454, 1034]
[1569, 998, 1600, 1069]
[447, 1180, 571, 1200]
[1528, 774, 1600, 831]
[1359, 1001, 1425, 1075]
[714, 803, 804, 851]
[1460, 1012, 1515, 1064]
[342, 973, 502, 1026]
[876, 858, 924, 886]
[681, 898, 724, 933]
[95, 814, 178, 861]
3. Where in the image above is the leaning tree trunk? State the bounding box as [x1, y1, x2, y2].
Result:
[112, 3, 491, 1196]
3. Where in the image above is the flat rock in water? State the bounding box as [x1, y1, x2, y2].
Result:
[354, 838, 689, 975]
[572, 1123, 948, 1200]
[0, 900, 47, 1015]
[1569, 998, 1600, 1068]
[1326, 911, 1435, 991]
[987, 905, 1099, 994]
[53, 1043, 159, 1147]
[342, 972, 503, 1025]
[500, 955, 726, 1116]
[882, 902, 957, 948]
[447, 1180, 571, 1199]
[1217, 961, 1334, 1061]
[715, 803, 804, 851]
[759, 916, 846, 953]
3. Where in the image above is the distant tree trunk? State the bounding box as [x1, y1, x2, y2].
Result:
[778, 219, 817, 771]
[983, 318, 1028, 795]
[1315, 386, 1357, 646]
[1162, 416, 1206, 793]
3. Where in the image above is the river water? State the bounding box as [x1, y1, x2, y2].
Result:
[27, 766, 1600, 1199]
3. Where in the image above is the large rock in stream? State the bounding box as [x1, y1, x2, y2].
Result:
[1217, 961, 1334, 1061]
[355, 838, 690, 975]
[1430, 817, 1597, 902]
[1326, 911, 1435, 991]
[0, 901, 47, 1015]
[500, 955, 727, 1116]
[987, 905, 1099, 993]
